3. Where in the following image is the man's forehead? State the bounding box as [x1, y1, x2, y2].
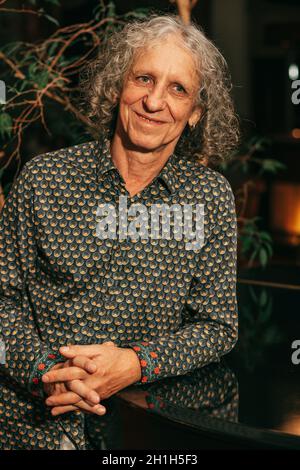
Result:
[130, 50, 198, 81]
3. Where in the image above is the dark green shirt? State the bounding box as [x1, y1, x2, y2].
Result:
[0, 137, 238, 449]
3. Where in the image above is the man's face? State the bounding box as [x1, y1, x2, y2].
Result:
[115, 35, 201, 153]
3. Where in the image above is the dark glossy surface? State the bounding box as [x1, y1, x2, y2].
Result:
[96, 282, 300, 449]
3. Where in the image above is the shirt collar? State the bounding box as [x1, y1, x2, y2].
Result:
[94, 136, 180, 194]
[95, 136, 118, 179]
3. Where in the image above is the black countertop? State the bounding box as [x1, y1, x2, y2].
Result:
[86, 281, 300, 450]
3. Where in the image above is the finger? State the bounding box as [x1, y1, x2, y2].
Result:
[51, 401, 106, 416]
[71, 355, 98, 374]
[51, 404, 78, 416]
[66, 379, 100, 405]
[78, 401, 106, 415]
[45, 391, 81, 406]
[62, 359, 73, 369]
[42, 366, 88, 384]
[59, 342, 115, 358]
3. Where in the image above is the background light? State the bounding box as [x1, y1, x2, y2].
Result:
[289, 64, 299, 80]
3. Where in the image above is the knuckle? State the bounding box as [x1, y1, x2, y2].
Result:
[72, 357, 81, 367]
[99, 367, 107, 377]
[73, 367, 84, 379]
[66, 379, 78, 390]
[67, 378, 79, 388]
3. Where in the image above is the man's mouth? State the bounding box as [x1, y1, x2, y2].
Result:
[134, 111, 165, 125]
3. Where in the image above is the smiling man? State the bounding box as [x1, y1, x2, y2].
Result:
[0, 14, 239, 449]
[112, 34, 202, 194]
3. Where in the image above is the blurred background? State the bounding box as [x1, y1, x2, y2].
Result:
[1, 0, 300, 289]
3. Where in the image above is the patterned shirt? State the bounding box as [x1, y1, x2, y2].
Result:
[0, 137, 238, 449]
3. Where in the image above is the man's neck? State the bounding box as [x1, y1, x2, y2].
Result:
[110, 132, 176, 196]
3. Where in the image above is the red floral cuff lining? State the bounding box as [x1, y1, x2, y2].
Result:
[28, 351, 65, 398]
[128, 342, 161, 385]
[144, 391, 166, 410]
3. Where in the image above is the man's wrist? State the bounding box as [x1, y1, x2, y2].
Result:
[126, 342, 161, 385]
[122, 348, 142, 384]
[29, 351, 66, 398]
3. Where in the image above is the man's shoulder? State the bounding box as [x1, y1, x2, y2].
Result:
[24, 140, 99, 174]
[178, 157, 234, 196]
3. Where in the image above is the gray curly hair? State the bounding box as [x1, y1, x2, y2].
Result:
[80, 14, 240, 165]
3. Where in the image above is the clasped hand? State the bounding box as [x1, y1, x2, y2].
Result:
[42, 341, 141, 416]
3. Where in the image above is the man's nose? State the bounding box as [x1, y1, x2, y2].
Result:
[143, 84, 166, 112]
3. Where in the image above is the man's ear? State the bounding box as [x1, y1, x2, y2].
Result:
[188, 107, 202, 128]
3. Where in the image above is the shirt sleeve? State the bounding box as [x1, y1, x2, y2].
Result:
[0, 162, 65, 398]
[127, 176, 238, 385]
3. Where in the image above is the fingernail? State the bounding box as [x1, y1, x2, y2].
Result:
[60, 346, 69, 352]
[42, 375, 49, 382]
[96, 407, 106, 415]
[46, 399, 53, 405]
[87, 363, 97, 373]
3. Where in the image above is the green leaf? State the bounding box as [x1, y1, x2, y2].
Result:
[0, 113, 13, 139]
[44, 14, 60, 27]
[258, 299, 273, 323]
[0, 41, 22, 56]
[125, 8, 152, 18]
[256, 138, 270, 151]
[241, 236, 253, 254]
[48, 41, 60, 57]
[248, 286, 258, 304]
[28, 62, 37, 79]
[240, 160, 249, 173]
[19, 80, 28, 92]
[28, 63, 49, 89]
[259, 289, 268, 308]
[107, 1, 116, 17]
[261, 159, 286, 174]
[218, 162, 228, 172]
[259, 247, 268, 267]
[248, 247, 259, 265]
[264, 243, 273, 257]
[259, 231, 272, 242]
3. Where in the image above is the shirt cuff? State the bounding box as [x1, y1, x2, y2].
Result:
[28, 350, 65, 398]
[127, 342, 161, 385]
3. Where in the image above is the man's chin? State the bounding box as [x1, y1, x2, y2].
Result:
[125, 136, 165, 154]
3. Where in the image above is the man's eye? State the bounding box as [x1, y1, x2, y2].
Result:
[136, 76, 151, 84]
[173, 84, 186, 94]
